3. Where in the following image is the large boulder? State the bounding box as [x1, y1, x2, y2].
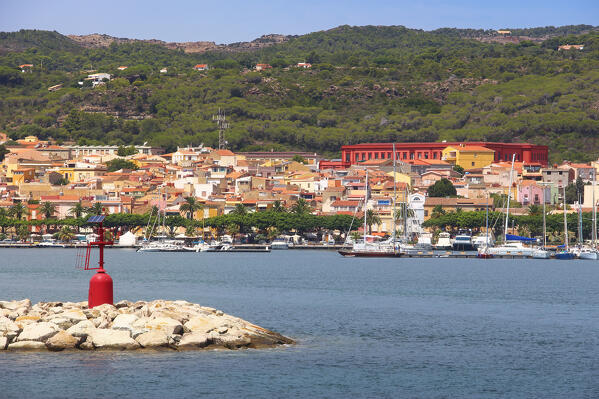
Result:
[0, 336, 8, 350]
[46, 330, 80, 351]
[60, 309, 88, 323]
[111, 314, 139, 333]
[0, 316, 20, 335]
[183, 315, 226, 334]
[178, 332, 210, 349]
[66, 320, 96, 338]
[135, 331, 170, 348]
[89, 329, 140, 350]
[144, 317, 183, 335]
[8, 340, 47, 351]
[0, 299, 31, 311]
[16, 322, 59, 342]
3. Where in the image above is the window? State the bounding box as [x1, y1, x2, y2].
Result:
[424, 210, 429, 217]
[472, 162, 475, 166]
[368, 153, 372, 160]
[361, 153, 365, 161]
[375, 153, 379, 159]
[417, 152, 422, 159]
[433, 152, 437, 159]
[403, 152, 407, 159]
[424, 153, 429, 159]
[355, 154, 359, 162]
[410, 153, 414, 160]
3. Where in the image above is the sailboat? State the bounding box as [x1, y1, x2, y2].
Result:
[555, 185, 576, 260]
[531, 194, 551, 259]
[338, 169, 400, 257]
[487, 155, 534, 257]
[137, 188, 183, 252]
[477, 192, 493, 258]
[573, 177, 599, 260]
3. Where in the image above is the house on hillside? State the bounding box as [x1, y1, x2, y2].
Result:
[19, 64, 33, 72]
[86, 73, 111, 87]
[296, 62, 312, 68]
[117, 66, 128, 71]
[193, 64, 208, 71]
[558, 44, 584, 51]
[255, 63, 272, 71]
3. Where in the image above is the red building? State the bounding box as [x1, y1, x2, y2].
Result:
[320, 142, 548, 169]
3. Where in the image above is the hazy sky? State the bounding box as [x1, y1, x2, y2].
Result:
[1, 0, 597, 43]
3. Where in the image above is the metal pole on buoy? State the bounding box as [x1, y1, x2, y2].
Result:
[85, 215, 114, 308]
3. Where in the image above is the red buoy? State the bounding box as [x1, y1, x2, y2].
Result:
[89, 269, 113, 308]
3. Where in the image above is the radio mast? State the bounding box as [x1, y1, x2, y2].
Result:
[213, 108, 230, 150]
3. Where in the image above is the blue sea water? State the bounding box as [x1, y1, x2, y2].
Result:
[1, 249, 599, 398]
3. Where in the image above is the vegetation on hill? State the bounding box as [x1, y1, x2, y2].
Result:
[0, 26, 598, 161]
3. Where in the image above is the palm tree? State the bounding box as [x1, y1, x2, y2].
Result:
[57, 226, 74, 242]
[69, 201, 85, 219]
[291, 198, 311, 215]
[9, 202, 28, 220]
[366, 209, 381, 235]
[232, 203, 247, 216]
[87, 202, 103, 216]
[180, 196, 202, 220]
[39, 202, 56, 219]
[272, 200, 285, 213]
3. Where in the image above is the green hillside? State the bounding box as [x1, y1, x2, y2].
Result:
[0, 26, 598, 161]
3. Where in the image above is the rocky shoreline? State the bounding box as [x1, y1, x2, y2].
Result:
[0, 299, 294, 351]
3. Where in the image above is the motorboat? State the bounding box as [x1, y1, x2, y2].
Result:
[338, 235, 400, 257]
[452, 232, 475, 251]
[137, 241, 182, 252]
[414, 233, 433, 251]
[38, 240, 66, 248]
[270, 238, 289, 250]
[434, 232, 452, 250]
[473, 233, 495, 249]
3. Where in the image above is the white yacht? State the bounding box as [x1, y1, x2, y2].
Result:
[271, 238, 289, 250]
[573, 246, 598, 260]
[487, 241, 535, 257]
[434, 232, 452, 250]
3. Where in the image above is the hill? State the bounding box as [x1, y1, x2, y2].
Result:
[0, 26, 598, 162]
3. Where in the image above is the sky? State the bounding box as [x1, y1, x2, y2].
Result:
[1, 0, 597, 43]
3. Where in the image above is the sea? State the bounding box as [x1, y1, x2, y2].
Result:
[1, 248, 599, 398]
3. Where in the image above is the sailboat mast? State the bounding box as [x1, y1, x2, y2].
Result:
[364, 169, 368, 238]
[392, 144, 397, 253]
[485, 191, 489, 247]
[504, 154, 516, 243]
[593, 170, 597, 248]
[542, 195, 547, 249]
[578, 192, 583, 246]
[563, 185, 569, 250]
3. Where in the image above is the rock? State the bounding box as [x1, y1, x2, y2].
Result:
[79, 337, 94, 350]
[0, 316, 20, 335]
[0, 336, 7, 350]
[93, 304, 119, 320]
[0, 299, 31, 311]
[114, 300, 132, 309]
[8, 341, 47, 350]
[47, 317, 73, 330]
[210, 331, 251, 349]
[184, 316, 226, 334]
[145, 317, 182, 335]
[60, 309, 88, 323]
[16, 322, 59, 342]
[135, 331, 170, 348]
[14, 315, 41, 327]
[178, 332, 210, 348]
[66, 320, 96, 338]
[46, 330, 80, 351]
[111, 313, 139, 332]
[89, 329, 140, 350]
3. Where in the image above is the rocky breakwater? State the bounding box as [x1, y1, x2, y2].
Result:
[0, 299, 294, 351]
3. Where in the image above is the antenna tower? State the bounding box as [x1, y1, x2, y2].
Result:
[213, 108, 230, 150]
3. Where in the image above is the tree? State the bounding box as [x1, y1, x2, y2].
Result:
[179, 196, 202, 220]
[528, 204, 542, 216]
[57, 226, 74, 242]
[0, 144, 8, 162]
[232, 204, 247, 215]
[69, 201, 85, 219]
[453, 165, 465, 175]
[88, 202, 104, 216]
[105, 159, 138, 172]
[9, 202, 27, 220]
[292, 155, 307, 164]
[117, 145, 137, 156]
[365, 209, 381, 234]
[427, 178, 457, 197]
[431, 205, 446, 218]
[39, 202, 56, 219]
[272, 200, 286, 213]
[291, 198, 311, 215]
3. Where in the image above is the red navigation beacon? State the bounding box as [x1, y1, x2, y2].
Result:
[78, 215, 114, 308]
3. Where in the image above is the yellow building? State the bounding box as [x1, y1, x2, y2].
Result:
[53, 167, 103, 183]
[442, 145, 495, 170]
[10, 167, 35, 184]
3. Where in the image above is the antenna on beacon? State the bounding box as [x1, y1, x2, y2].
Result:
[213, 108, 230, 150]
[77, 214, 114, 308]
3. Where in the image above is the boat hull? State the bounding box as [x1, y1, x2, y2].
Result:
[578, 251, 598, 260]
[338, 250, 402, 257]
[555, 252, 576, 260]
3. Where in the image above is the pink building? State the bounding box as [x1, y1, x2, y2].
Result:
[518, 181, 551, 205]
